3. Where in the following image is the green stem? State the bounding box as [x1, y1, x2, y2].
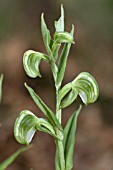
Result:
[56, 87, 65, 170]
[51, 60, 65, 170]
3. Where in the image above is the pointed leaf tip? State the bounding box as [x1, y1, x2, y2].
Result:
[55, 4, 64, 32]
[41, 14, 52, 56]
[41, 13, 44, 17]
[24, 82, 28, 89]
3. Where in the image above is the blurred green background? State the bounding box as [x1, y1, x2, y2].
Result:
[0, 0, 113, 170]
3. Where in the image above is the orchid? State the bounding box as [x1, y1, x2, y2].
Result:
[13, 4, 99, 170]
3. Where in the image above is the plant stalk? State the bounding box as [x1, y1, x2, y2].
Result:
[56, 87, 65, 170]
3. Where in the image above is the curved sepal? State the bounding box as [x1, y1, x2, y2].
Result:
[37, 118, 61, 140]
[23, 50, 50, 78]
[72, 72, 99, 105]
[59, 72, 99, 108]
[54, 32, 74, 44]
[14, 110, 38, 145]
[60, 88, 78, 109]
[14, 110, 59, 145]
[59, 82, 73, 109]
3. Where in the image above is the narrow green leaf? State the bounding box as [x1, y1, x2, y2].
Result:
[25, 83, 63, 131]
[41, 13, 52, 56]
[0, 146, 30, 170]
[51, 5, 64, 62]
[60, 88, 78, 109]
[63, 105, 82, 170]
[55, 4, 64, 32]
[53, 6, 74, 62]
[51, 42, 61, 62]
[23, 50, 50, 78]
[0, 74, 3, 103]
[56, 25, 74, 86]
[51, 61, 58, 82]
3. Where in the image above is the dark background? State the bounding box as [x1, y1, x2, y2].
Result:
[0, 0, 113, 170]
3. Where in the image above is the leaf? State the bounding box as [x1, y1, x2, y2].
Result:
[63, 105, 82, 170]
[54, 32, 74, 44]
[0, 146, 30, 170]
[51, 42, 61, 62]
[14, 110, 58, 145]
[55, 4, 64, 32]
[41, 13, 52, 56]
[0, 74, 3, 103]
[53, 5, 73, 62]
[51, 62, 58, 82]
[56, 25, 74, 86]
[51, 5, 64, 62]
[72, 72, 99, 105]
[23, 50, 50, 78]
[25, 83, 63, 131]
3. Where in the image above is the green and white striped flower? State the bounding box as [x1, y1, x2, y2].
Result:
[23, 50, 50, 78]
[72, 72, 99, 105]
[14, 110, 57, 145]
[59, 72, 99, 108]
